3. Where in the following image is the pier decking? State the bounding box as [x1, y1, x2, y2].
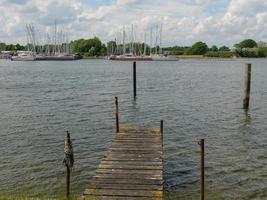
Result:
[83, 127, 163, 200]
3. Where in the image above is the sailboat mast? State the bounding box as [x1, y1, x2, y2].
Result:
[160, 23, 163, 55]
[54, 20, 57, 55]
[122, 26, 125, 55]
[150, 29, 152, 56]
[144, 32, 147, 56]
[155, 25, 158, 55]
[131, 24, 133, 55]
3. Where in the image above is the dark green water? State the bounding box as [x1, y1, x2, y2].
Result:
[0, 59, 267, 199]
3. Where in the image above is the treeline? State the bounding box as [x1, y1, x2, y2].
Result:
[163, 39, 267, 58]
[0, 43, 25, 51]
[1, 38, 267, 58]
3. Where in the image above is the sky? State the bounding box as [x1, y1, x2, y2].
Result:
[0, 0, 267, 47]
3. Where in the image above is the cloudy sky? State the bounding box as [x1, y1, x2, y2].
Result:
[0, 0, 267, 46]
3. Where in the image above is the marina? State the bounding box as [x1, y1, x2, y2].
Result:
[107, 24, 178, 61]
[10, 23, 80, 61]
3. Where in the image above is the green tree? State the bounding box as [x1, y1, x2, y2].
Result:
[163, 46, 189, 55]
[258, 47, 267, 57]
[211, 45, 218, 52]
[70, 37, 105, 56]
[219, 46, 230, 51]
[0, 42, 6, 51]
[237, 39, 257, 48]
[5, 44, 15, 51]
[186, 41, 208, 55]
[15, 43, 25, 51]
[100, 44, 107, 56]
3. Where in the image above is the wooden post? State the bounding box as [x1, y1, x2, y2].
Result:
[63, 131, 74, 199]
[243, 63, 251, 109]
[198, 139, 205, 200]
[66, 165, 70, 198]
[160, 120, 163, 147]
[115, 96, 119, 133]
[133, 61, 136, 97]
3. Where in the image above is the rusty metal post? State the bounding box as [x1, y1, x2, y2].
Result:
[198, 139, 205, 200]
[243, 63, 251, 109]
[115, 96, 119, 133]
[133, 61, 136, 97]
[160, 120, 163, 147]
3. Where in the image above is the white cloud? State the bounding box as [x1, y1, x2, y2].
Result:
[0, 0, 267, 46]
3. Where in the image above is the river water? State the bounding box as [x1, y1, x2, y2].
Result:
[0, 59, 266, 199]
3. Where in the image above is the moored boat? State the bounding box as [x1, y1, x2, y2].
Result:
[108, 54, 152, 61]
[11, 51, 35, 61]
[151, 54, 178, 61]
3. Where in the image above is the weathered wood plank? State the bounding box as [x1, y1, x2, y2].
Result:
[112, 139, 161, 143]
[84, 189, 163, 198]
[110, 144, 162, 149]
[87, 183, 162, 191]
[99, 160, 162, 166]
[105, 152, 162, 158]
[98, 164, 162, 170]
[94, 173, 162, 180]
[82, 195, 162, 200]
[96, 168, 162, 175]
[109, 147, 162, 151]
[89, 177, 163, 185]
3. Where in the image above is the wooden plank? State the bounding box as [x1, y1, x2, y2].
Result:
[115, 135, 161, 142]
[109, 147, 162, 151]
[87, 183, 162, 191]
[82, 195, 162, 200]
[84, 189, 163, 198]
[107, 150, 162, 156]
[110, 143, 161, 148]
[89, 177, 163, 185]
[96, 168, 162, 175]
[105, 151, 162, 156]
[104, 155, 162, 161]
[112, 139, 161, 143]
[99, 160, 162, 166]
[98, 164, 162, 170]
[103, 158, 161, 162]
[116, 134, 160, 138]
[94, 173, 162, 180]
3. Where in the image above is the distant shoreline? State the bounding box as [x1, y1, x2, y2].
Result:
[80, 55, 267, 60]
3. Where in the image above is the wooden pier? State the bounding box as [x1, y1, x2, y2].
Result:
[82, 126, 163, 200]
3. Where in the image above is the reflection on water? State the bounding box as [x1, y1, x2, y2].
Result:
[0, 59, 267, 199]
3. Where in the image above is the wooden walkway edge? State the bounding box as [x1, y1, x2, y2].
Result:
[82, 127, 163, 200]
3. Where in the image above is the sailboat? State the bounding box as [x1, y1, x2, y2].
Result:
[108, 24, 178, 61]
[11, 51, 35, 61]
[11, 24, 36, 61]
[151, 24, 178, 61]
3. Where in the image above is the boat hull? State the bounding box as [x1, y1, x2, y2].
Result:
[35, 55, 80, 61]
[151, 55, 178, 61]
[108, 55, 178, 61]
[11, 57, 35, 61]
[109, 56, 152, 61]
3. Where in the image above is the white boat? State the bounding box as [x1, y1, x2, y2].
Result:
[108, 54, 152, 61]
[151, 54, 178, 61]
[11, 51, 35, 61]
